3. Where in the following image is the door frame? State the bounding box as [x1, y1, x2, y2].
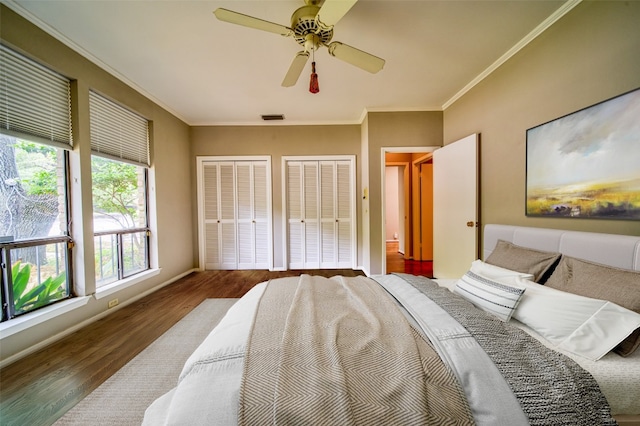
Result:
[412, 153, 434, 261]
[380, 147, 439, 275]
[384, 164, 408, 255]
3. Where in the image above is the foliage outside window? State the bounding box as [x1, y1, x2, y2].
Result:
[92, 156, 149, 288]
[0, 136, 71, 320]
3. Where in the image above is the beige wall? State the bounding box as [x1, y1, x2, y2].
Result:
[364, 111, 443, 274]
[1, 6, 193, 362]
[190, 125, 362, 269]
[444, 1, 640, 238]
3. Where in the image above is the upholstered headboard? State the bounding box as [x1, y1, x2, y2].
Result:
[483, 224, 640, 272]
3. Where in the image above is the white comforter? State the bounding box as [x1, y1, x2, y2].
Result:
[143, 275, 628, 425]
[144, 277, 527, 425]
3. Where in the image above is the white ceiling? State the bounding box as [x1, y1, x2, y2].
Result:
[5, 0, 574, 126]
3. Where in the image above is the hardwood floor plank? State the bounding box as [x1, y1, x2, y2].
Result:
[0, 269, 363, 426]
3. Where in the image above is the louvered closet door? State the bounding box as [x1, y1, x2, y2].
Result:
[287, 162, 303, 268]
[236, 162, 270, 269]
[287, 161, 320, 269]
[320, 162, 336, 268]
[335, 161, 353, 266]
[202, 162, 236, 269]
[319, 161, 353, 268]
[218, 163, 238, 269]
[203, 164, 221, 269]
[303, 163, 320, 267]
[287, 158, 353, 269]
[200, 159, 271, 270]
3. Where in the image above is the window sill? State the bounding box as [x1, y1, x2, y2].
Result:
[94, 268, 160, 300]
[0, 296, 92, 339]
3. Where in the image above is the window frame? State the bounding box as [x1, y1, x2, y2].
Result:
[1, 149, 73, 321]
[93, 165, 150, 288]
[1, 235, 73, 320]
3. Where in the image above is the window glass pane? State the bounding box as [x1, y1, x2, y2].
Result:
[91, 156, 147, 231]
[10, 242, 69, 315]
[0, 136, 67, 241]
[94, 233, 118, 288]
[122, 231, 148, 278]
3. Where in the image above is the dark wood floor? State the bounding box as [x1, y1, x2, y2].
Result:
[386, 241, 433, 277]
[0, 268, 364, 426]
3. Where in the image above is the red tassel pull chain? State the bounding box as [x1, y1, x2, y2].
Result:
[309, 61, 319, 94]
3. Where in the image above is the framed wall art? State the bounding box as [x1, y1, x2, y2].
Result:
[526, 88, 640, 220]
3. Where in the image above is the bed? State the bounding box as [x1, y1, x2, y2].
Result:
[143, 224, 640, 425]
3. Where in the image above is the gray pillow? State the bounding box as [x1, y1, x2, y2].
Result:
[545, 255, 640, 356]
[485, 240, 561, 283]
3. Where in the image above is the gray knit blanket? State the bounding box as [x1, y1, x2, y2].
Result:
[238, 275, 475, 425]
[397, 273, 617, 426]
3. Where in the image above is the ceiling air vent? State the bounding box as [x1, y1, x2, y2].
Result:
[261, 114, 285, 121]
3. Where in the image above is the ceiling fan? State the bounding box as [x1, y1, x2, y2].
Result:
[213, 0, 385, 88]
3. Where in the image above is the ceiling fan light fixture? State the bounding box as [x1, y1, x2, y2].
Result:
[214, 0, 385, 88]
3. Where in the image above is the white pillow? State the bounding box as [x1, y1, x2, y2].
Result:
[512, 279, 640, 361]
[454, 266, 527, 322]
[469, 259, 534, 280]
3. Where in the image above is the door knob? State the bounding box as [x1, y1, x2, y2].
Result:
[466, 221, 475, 227]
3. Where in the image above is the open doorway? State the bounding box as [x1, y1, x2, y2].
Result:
[382, 147, 438, 277]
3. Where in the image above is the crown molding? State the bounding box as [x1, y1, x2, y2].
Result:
[442, 0, 582, 110]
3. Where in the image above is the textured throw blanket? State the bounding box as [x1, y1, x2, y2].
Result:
[238, 275, 474, 425]
[397, 273, 618, 426]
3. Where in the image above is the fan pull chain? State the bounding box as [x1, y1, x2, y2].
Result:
[309, 48, 319, 94]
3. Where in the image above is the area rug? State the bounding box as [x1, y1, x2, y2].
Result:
[53, 298, 238, 426]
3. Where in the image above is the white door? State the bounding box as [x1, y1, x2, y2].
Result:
[202, 162, 221, 269]
[286, 157, 355, 270]
[433, 134, 479, 278]
[320, 161, 353, 268]
[218, 163, 238, 269]
[198, 158, 272, 270]
[287, 161, 320, 269]
[201, 162, 237, 269]
[236, 162, 270, 269]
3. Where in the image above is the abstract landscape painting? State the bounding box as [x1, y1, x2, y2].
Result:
[526, 88, 640, 220]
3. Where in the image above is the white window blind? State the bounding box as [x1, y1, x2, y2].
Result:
[0, 44, 72, 147]
[89, 90, 150, 166]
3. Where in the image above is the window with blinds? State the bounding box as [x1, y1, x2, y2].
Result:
[89, 91, 151, 288]
[0, 44, 72, 147]
[0, 44, 73, 321]
[89, 90, 150, 166]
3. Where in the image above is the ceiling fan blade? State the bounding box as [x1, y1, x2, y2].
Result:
[316, 0, 358, 28]
[214, 8, 292, 36]
[327, 42, 385, 73]
[282, 51, 310, 87]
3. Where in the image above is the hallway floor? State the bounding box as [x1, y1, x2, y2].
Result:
[386, 241, 433, 278]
